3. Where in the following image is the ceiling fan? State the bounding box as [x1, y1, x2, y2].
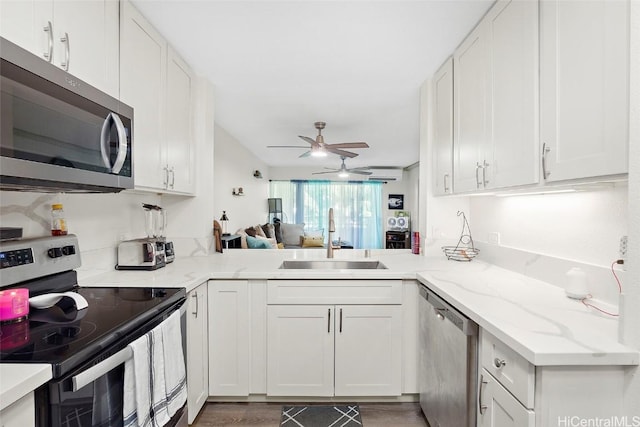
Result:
[268, 121, 369, 158]
[312, 156, 373, 178]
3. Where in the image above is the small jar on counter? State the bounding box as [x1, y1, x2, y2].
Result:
[51, 203, 68, 236]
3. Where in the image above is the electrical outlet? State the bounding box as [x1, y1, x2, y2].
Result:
[488, 231, 501, 245]
[619, 235, 628, 261]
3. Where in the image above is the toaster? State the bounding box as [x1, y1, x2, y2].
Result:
[116, 238, 165, 270]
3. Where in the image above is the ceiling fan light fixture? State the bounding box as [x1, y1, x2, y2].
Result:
[338, 171, 349, 178]
[310, 146, 328, 157]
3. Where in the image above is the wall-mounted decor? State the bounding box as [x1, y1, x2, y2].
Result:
[388, 194, 404, 210]
[232, 187, 244, 196]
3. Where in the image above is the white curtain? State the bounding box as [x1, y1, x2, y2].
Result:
[269, 180, 383, 249]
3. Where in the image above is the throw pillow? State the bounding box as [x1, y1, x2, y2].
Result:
[246, 235, 271, 249]
[273, 222, 284, 243]
[261, 223, 275, 239]
[244, 227, 257, 237]
[301, 236, 324, 247]
[254, 225, 267, 238]
[280, 223, 305, 247]
[304, 228, 324, 239]
[255, 235, 277, 248]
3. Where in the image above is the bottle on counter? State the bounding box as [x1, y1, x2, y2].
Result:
[51, 203, 68, 236]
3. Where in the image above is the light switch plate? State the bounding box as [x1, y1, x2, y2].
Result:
[488, 231, 501, 245]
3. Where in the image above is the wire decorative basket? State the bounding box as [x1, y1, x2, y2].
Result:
[442, 211, 480, 262]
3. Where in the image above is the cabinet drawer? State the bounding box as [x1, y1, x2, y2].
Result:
[481, 330, 535, 409]
[479, 369, 535, 427]
[267, 280, 402, 304]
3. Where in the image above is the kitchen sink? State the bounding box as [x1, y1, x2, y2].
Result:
[279, 260, 387, 270]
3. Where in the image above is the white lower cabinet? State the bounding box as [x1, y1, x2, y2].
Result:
[208, 280, 250, 396]
[0, 392, 35, 427]
[479, 369, 534, 427]
[186, 282, 209, 424]
[479, 329, 627, 427]
[266, 304, 402, 397]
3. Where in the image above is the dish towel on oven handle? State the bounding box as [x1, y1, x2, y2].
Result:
[123, 311, 187, 427]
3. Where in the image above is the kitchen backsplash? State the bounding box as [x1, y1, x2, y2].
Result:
[0, 190, 215, 279]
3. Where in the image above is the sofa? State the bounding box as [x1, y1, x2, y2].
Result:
[235, 222, 325, 249]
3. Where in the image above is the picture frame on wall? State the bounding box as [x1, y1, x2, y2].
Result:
[388, 194, 404, 210]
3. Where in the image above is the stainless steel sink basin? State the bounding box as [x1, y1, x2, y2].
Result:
[279, 260, 387, 270]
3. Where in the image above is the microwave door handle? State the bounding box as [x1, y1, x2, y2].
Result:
[110, 113, 128, 174]
[99, 113, 128, 174]
[72, 346, 133, 392]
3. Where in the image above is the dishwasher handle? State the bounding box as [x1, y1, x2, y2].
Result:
[420, 284, 478, 336]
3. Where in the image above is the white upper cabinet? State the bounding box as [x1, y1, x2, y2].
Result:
[0, 0, 119, 98]
[453, 21, 489, 193]
[0, 0, 53, 61]
[486, 0, 539, 189]
[165, 47, 196, 194]
[120, 0, 167, 191]
[432, 57, 454, 195]
[454, 0, 538, 193]
[540, 0, 629, 182]
[120, 0, 196, 195]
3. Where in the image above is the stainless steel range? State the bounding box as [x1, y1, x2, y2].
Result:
[0, 235, 187, 427]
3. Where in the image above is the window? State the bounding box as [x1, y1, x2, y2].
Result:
[269, 180, 383, 249]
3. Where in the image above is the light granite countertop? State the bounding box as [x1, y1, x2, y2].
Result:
[4, 249, 636, 408]
[417, 263, 639, 367]
[78, 248, 639, 367]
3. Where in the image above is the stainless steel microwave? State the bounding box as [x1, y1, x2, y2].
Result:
[0, 37, 133, 193]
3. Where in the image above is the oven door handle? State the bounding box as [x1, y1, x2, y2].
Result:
[71, 346, 133, 392]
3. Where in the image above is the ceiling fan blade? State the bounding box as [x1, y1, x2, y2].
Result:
[267, 145, 308, 148]
[326, 148, 358, 158]
[298, 151, 311, 158]
[298, 135, 317, 145]
[326, 142, 369, 149]
[312, 170, 336, 175]
[348, 169, 372, 175]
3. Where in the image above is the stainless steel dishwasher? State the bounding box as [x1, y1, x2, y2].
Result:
[419, 283, 478, 427]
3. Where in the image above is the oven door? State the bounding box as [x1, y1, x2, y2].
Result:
[36, 301, 187, 427]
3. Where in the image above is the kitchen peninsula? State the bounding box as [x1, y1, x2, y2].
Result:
[76, 249, 638, 425]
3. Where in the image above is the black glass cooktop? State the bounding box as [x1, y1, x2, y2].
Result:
[0, 287, 184, 377]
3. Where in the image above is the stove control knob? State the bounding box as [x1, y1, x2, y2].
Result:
[61, 245, 76, 256]
[48, 247, 63, 258]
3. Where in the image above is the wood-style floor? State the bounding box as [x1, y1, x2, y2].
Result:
[192, 402, 429, 427]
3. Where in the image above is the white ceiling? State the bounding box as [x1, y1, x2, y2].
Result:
[132, 0, 493, 170]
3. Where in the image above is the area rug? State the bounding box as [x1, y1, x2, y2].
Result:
[281, 404, 362, 427]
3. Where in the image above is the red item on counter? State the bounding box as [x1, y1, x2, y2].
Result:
[412, 231, 420, 254]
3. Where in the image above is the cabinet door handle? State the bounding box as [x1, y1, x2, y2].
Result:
[444, 174, 450, 193]
[493, 358, 506, 368]
[163, 166, 170, 188]
[479, 374, 488, 415]
[327, 308, 331, 333]
[60, 32, 70, 71]
[191, 291, 198, 317]
[43, 21, 53, 62]
[482, 160, 490, 186]
[475, 162, 483, 189]
[339, 308, 343, 333]
[170, 167, 175, 188]
[542, 142, 551, 179]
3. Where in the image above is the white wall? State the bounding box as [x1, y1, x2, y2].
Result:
[213, 124, 270, 232]
[469, 185, 628, 266]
